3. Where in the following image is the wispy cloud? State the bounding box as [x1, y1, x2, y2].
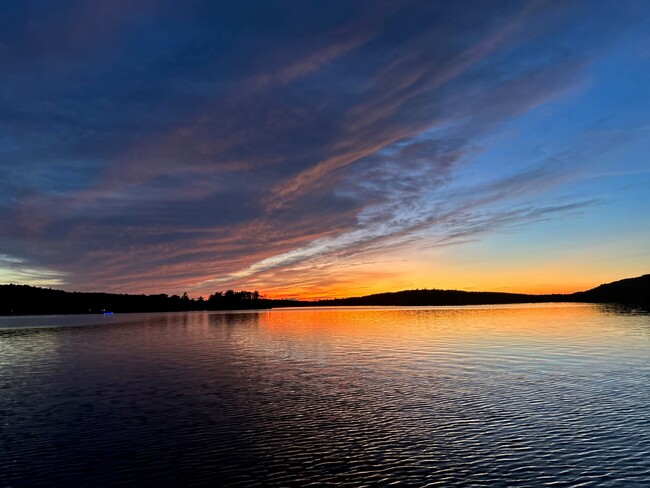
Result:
[0, 254, 66, 286]
[0, 0, 647, 294]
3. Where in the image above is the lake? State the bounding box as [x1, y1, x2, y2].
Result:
[1, 304, 649, 486]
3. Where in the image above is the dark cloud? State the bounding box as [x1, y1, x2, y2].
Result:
[0, 0, 645, 292]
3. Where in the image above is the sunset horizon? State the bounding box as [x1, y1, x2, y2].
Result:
[4, 272, 648, 303]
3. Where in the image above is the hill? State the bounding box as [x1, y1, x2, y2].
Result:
[310, 289, 566, 307]
[307, 274, 648, 307]
[570, 274, 650, 304]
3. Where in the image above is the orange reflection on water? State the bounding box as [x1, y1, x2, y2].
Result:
[259, 303, 630, 340]
[223, 303, 650, 369]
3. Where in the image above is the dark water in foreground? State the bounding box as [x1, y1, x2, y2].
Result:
[1, 304, 649, 486]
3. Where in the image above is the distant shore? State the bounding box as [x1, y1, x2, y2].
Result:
[0, 274, 647, 316]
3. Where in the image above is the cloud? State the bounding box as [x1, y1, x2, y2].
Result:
[0, 254, 66, 286]
[0, 0, 646, 295]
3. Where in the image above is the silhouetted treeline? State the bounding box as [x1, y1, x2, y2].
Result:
[0, 274, 647, 316]
[206, 290, 269, 310]
[307, 289, 568, 307]
[0, 285, 271, 315]
[571, 274, 650, 304]
[299, 274, 648, 307]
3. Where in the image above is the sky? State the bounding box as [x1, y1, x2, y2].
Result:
[1, 0, 649, 299]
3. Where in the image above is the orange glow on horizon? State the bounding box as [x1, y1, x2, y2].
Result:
[224, 255, 643, 301]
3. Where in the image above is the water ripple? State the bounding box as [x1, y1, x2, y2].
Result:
[1, 304, 649, 486]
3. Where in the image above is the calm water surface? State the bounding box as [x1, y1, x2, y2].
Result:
[1, 304, 649, 486]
